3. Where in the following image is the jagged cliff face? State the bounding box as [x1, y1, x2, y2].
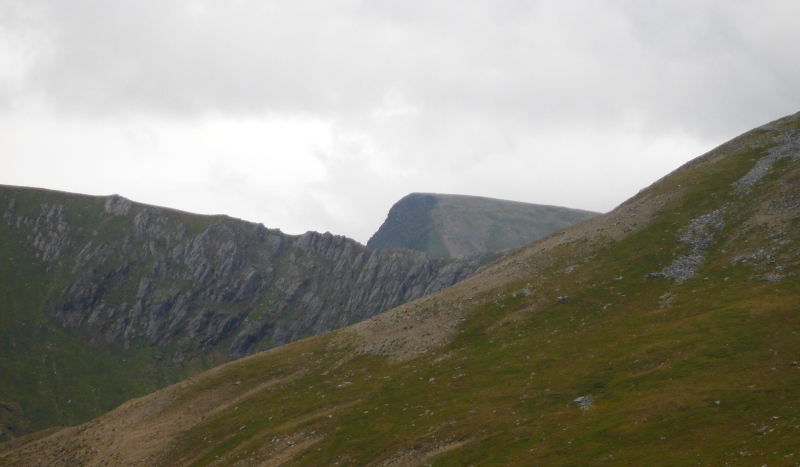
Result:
[3, 188, 485, 358]
[0, 186, 485, 437]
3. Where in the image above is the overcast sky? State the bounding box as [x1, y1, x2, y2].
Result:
[1, 1, 799, 244]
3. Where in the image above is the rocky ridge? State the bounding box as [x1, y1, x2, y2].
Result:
[0, 186, 490, 439]
[1, 187, 485, 360]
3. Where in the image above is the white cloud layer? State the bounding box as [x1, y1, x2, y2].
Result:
[1, 0, 799, 243]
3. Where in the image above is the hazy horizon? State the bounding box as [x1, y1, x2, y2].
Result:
[2, 1, 799, 243]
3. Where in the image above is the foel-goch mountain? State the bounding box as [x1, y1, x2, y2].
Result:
[367, 193, 599, 259]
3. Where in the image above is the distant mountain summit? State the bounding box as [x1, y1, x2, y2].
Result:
[367, 193, 600, 258]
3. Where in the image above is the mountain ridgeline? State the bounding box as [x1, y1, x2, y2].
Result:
[367, 192, 600, 258]
[3, 112, 799, 465]
[0, 187, 487, 439]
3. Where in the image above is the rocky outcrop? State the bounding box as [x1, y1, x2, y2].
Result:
[0, 186, 487, 361]
[735, 129, 800, 193]
[653, 208, 726, 282]
[652, 123, 800, 283]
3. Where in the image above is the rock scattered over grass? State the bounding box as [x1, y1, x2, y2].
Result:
[652, 208, 725, 282]
[735, 129, 800, 194]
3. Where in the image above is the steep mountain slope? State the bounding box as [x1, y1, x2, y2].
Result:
[0, 187, 486, 440]
[3, 110, 800, 466]
[367, 193, 599, 258]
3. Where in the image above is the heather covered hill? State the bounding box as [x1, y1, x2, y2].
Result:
[0, 186, 486, 441]
[367, 192, 599, 258]
[4, 112, 799, 466]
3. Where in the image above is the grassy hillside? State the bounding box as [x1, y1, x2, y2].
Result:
[0, 192, 200, 440]
[3, 111, 800, 466]
[367, 193, 599, 258]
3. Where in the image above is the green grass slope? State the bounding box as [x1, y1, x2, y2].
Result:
[3, 111, 800, 466]
[367, 193, 600, 258]
[0, 191, 200, 441]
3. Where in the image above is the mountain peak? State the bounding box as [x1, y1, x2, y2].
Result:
[367, 192, 600, 258]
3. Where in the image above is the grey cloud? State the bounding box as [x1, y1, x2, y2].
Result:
[1, 0, 796, 138]
[3, 0, 800, 245]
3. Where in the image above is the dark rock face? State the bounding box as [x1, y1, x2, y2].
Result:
[1, 186, 485, 361]
[367, 193, 438, 253]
